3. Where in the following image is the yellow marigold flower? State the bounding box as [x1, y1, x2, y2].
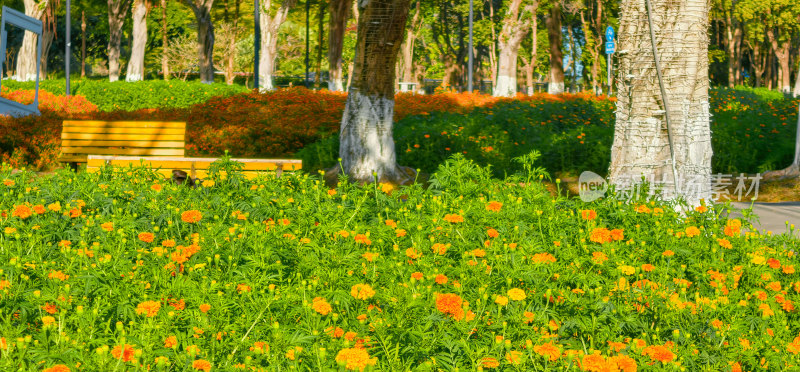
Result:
[685, 226, 701, 237]
[507, 288, 526, 301]
[136, 301, 161, 317]
[350, 284, 375, 300]
[192, 359, 212, 372]
[41, 316, 56, 328]
[181, 210, 203, 223]
[751, 254, 766, 265]
[335, 347, 378, 371]
[379, 182, 395, 194]
[619, 265, 635, 275]
[311, 297, 332, 315]
[495, 295, 509, 306]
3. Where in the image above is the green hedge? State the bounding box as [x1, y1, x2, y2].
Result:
[1, 79, 249, 111]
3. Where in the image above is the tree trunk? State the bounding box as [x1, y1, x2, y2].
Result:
[793, 62, 800, 98]
[81, 10, 86, 78]
[488, 0, 497, 88]
[766, 28, 790, 93]
[398, 0, 420, 91]
[524, 16, 538, 95]
[15, 0, 48, 82]
[546, 2, 564, 94]
[609, 0, 712, 206]
[39, 18, 54, 80]
[126, 0, 149, 81]
[182, 0, 215, 83]
[315, 0, 324, 87]
[327, 0, 350, 91]
[338, 0, 412, 184]
[108, 0, 132, 82]
[493, 0, 535, 97]
[751, 41, 764, 87]
[162, 0, 170, 79]
[225, 0, 241, 85]
[258, 0, 297, 90]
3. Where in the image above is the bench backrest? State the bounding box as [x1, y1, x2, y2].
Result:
[86, 155, 302, 179]
[60, 121, 186, 162]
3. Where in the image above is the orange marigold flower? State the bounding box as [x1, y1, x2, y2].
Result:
[192, 359, 212, 372]
[507, 288, 526, 301]
[609, 354, 637, 372]
[486, 201, 503, 212]
[42, 303, 57, 314]
[592, 251, 608, 264]
[162, 239, 176, 248]
[48, 270, 69, 281]
[311, 297, 332, 315]
[532, 252, 557, 264]
[635, 205, 651, 213]
[165, 335, 178, 348]
[443, 214, 464, 223]
[354, 234, 372, 245]
[112, 344, 136, 362]
[335, 347, 378, 371]
[695, 205, 708, 213]
[411, 272, 423, 281]
[12, 204, 32, 219]
[101, 222, 114, 232]
[533, 342, 561, 361]
[581, 209, 597, 220]
[717, 238, 732, 249]
[711, 319, 723, 329]
[662, 250, 675, 257]
[685, 226, 701, 237]
[767, 258, 781, 269]
[327, 327, 344, 338]
[582, 352, 608, 371]
[435, 293, 464, 320]
[138, 232, 155, 243]
[642, 345, 676, 363]
[237, 284, 251, 292]
[480, 357, 500, 369]
[435, 274, 448, 285]
[199, 303, 211, 313]
[505, 350, 523, 365]
[641, 263, 655, 272]
[431, 243, 448, 255]
[405, 247, 422, 260]
[610, 229, 624, 241]
[43, 365, 71, 372]
[181, 210, 203, 223]
[350, 283, 375, 300]
[487, 228, 499, 238]
[590, 228, 612, 244]
[250, 341, 269, 353]
[136, 300, 161, 317]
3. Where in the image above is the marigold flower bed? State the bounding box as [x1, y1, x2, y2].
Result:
[0, 156, 798, 371]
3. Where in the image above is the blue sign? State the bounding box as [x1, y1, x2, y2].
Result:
[605, 41, 616, 54]
[605, 26, 615, 41]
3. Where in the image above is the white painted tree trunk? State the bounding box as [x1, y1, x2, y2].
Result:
[338, 0, 412, 184]
[126, 0, 148, 81]
[545, 2, 564, 95]
[609, 0, 712, 206]
[257, 0, 296, 91]
[793, 62, 800, 98]
[14, 0, 47, 82]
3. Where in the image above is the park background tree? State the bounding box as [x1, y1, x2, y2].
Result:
[14, 0, 49, 81]
[181, 0, 215, 83]
[493, 0, 537, 97]
[256, 0, 296, 90]
[126, 0, 149, 81]
[107, 0, 132, 82]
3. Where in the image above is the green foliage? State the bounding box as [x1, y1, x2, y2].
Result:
[2, 79, 249, 111]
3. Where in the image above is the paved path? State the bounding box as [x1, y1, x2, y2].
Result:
[730, 202, 800, 237]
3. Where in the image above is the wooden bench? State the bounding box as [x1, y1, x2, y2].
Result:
[86, 155, 302, 179]
[59, 120, 186, 167]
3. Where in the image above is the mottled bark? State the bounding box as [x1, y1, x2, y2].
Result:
[15, 0, 48, 82]
[182, 0, 215, 83]
[609, 0, 712, 206]
[338, 0, 412, 184]
[494, 0, 536, 97]
[126, 0, 149, 81]
[546, 2, 564, 94]
[108, 0, 133, 82]
[258, 0, 297, 90]
[723, 4, 741, 88]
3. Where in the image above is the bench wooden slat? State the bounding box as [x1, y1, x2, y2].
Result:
[62, 121, 185, 129]
[62, 147, 185, 156]
[86, 167, 281, 180]
[61, 127, 186, 135]
[86, 156, 302, 173]
[61, 133, 186, 141]
[61, 140, 186, 148]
